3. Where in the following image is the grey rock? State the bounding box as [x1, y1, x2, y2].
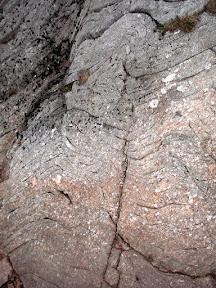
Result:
[118, 48, 216, 276]
[72, 0, 130, 47]
[131, 0, 210, 24]
[0, 0, 81, 100]
[89, 0, 121, 12]
[0, 0, 216, 287]
[125, 12, 216, 77]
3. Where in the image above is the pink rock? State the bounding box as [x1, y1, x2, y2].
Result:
[0, 257, 12, 286]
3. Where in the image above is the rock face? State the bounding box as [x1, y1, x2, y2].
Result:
[0, 255, 12, 287]
[0, 0, 216, 287]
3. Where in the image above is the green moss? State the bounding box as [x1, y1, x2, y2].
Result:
[9, 88, 18, 96]
[60, 83, 72, 93]
[157, 22, 165, 30]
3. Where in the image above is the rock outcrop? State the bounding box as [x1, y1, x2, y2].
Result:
[0, 0, 216, 287]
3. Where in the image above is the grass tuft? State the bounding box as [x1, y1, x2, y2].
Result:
[159, 0, 216, 34]
[205, 0, 216, 14]
[163, 13, 201, 33]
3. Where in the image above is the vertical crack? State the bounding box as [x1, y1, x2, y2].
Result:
[101, 138, 129, 288]
[118, 139, 128, 222]
[101, 59, 135, 286]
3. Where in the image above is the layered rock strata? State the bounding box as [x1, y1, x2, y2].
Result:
[0, 0, 216, 287]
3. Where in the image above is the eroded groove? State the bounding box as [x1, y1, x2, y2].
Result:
[117, 233, 215, 280]
[34, 274, 61, 288]
[5, 255, 24, 288]
[42, 217, 73, 233]
[136, 201, 191, 210]
[8, 240, 31, 256]
[132, 47, 215, 80]
[100, 67, 136, 285]
[70, 0, 90, 61]
[23, 72, 66, 129]
[0, 17, 24, 44]
[55, 189, 73, 205]
[131, 10, 165, 34]
[101, 138, 129, 287]
[1, 1, 216, 287]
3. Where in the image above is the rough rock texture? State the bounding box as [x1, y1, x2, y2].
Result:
[0, 256, 12, 286]
[131, 0, 210, 23]
[0, 0, 216, 287]
[0, 250, 23, 288]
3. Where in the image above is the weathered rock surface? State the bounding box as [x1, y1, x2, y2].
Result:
[0, 0, 82, 100]
[0, 255, 12, 286]
[0, 0, 216, 287]
[131, 0, 210, 23]
[0, 250, 22, 287]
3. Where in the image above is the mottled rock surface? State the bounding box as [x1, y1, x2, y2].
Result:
[0, 250, 23, 288]
[0, 256, 12, 286]
[0, 0, 216, 287]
